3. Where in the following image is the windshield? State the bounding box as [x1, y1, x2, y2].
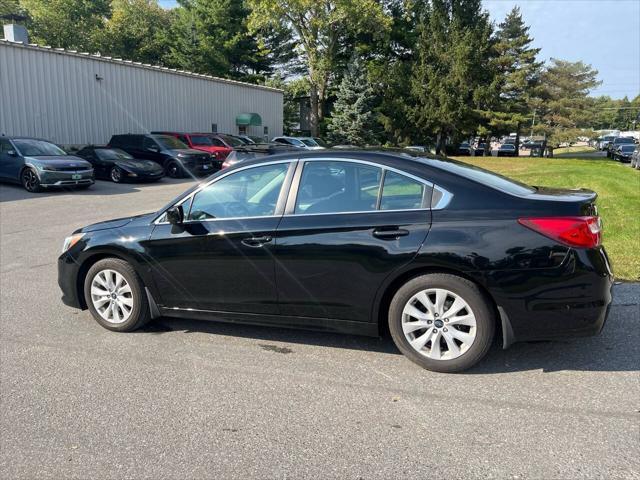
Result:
[190, 135, 214, 146]
[217, 134, 244, 147]
[287, 138, 305, 147]
[13, 139, 66, 157]
[620, 145, 635, 152]
[615, 137, 635, 144]
[419, 157, 536, 196]
[301, 138, 319, 147]
[154, 135, 188, 150]
[96, 148, 134, 161]
[501, 144, 515, 149]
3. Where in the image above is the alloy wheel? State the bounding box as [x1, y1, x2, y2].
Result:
[22, 169, 39, 191]
[90, 269, 134, 324]
[166, 162, 179, 178]
[111, 167, 122, 183]
[402, 288, 477, 361]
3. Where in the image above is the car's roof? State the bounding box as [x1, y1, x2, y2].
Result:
[5, 136, 51, 141]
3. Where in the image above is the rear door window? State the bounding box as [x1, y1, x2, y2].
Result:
[380, 171, 427, 210]
[294, 161, 382, 214]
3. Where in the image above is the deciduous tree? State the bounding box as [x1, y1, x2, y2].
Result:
[247, 0, 390, 136]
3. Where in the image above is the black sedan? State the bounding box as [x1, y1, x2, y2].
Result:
[58, 151, 612, 373]
[612, 144, 636, 163]
[76, 146, 164, 182]
[497, 144, 517, 157]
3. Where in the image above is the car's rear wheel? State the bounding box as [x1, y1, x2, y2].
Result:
[21, 168, 42, 192]
[388, 273, 495, 373]
[110, 166, 123, 183]
[84, 258, 151, 332]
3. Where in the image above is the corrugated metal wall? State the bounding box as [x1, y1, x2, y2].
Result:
[0, 41, 284, 145]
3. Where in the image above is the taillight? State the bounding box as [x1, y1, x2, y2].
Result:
[518, 216, 602, 248]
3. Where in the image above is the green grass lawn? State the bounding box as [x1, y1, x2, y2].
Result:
[450, 150, 640, 281]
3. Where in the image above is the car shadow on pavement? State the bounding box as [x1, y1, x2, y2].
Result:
[0, 178, 195, 202]
[139, 299, 639, 374]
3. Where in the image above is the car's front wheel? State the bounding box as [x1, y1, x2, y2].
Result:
[388, 273, 495, 373]
[84, 258, 151, 332]
[21, 168, 42, 192]
[165, 160, 183, 178]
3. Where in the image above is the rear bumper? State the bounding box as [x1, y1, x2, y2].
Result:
[476, 247, 614, 344]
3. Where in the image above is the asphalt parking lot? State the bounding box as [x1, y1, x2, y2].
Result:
[1, 178, 639, 479]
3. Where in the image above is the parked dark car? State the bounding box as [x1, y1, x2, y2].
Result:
[497, 144, 517, 157]
[150, 132, 230, 165]
[108, 134, 214, 178]
[58, 151, 612, 373]
[457, 142, 472, 156]
[0, 136, 94, 192]
[221, 142, 299, 168]
[473, 143, 487, 156]
[76, 146, 164, 183]
[612, 144, 636, 163]
[606, 137, 635, 158]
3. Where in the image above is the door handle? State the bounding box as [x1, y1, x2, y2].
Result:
[241, 235, 273, 247]
[372, 228, 410, 239]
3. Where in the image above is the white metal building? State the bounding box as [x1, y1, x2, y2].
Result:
[0, 39, 283, 145]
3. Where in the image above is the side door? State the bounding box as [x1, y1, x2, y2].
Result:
[145, 160, 295, 314]
[274, 159, 432, 322]
[0, 138, 23, 181]
[141, 137, 164, 165]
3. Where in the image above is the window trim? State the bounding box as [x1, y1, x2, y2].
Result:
[153, 159, 296, 225]
[284, 157, 448, 216]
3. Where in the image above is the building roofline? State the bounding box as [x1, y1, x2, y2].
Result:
[0, 39, 284, 94]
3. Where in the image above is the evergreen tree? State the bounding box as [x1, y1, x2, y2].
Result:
[534, 58, 601, 146]
[327, 56, 379, 145]
[410, 0, 494, 154]
[165, 0, 277, 81]
[489, 6, 542, 154]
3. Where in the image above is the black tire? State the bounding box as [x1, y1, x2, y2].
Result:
[84, 258, 151, 332]
[21, 168, 42, 192]
[110, 166, 123, 183]
[388, 273, 495, 373]
[165, 160, 183, 178]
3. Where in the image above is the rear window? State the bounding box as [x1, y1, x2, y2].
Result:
[419, 158, 536, 196]
[190, 135, 214, 146]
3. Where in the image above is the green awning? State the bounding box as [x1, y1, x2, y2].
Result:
[235, 112, 262, 126]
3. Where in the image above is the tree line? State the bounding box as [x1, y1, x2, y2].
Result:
[2, 0, 638, 151]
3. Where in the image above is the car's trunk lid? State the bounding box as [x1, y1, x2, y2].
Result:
[526, 187, 598, 216]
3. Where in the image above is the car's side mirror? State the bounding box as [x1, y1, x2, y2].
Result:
[166, 205, 184, 225]
[7, 150, 17, 157]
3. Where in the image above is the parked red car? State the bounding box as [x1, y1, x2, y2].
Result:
[151, 132, 232, 163]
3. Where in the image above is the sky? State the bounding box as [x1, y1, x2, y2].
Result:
[158, 0, 640, 99]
